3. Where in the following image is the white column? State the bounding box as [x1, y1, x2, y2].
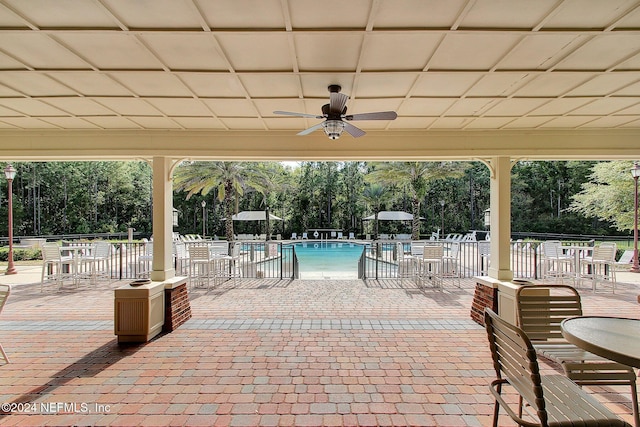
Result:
[488, 156, 513, 281]
[150, 156, 175, 281]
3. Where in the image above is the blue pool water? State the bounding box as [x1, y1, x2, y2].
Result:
[293, 242, 367, 279]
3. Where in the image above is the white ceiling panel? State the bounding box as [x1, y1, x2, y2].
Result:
[460, 0, 558, 28]
[218, 34, 291, 71]
[179, 73, 246, 97]
[294, 34, 363, 71]
[359, 33, 441, 71]
[566, 73, 640, 96]
[373, 0, 465, 28]
[171, 117, 225, 129]
[42, 97, 117, 116]
[570, 97, 640, 115]
[0, 98, 69, 116]
[288, 0, 371, 28]
[240, 74, 300, 98]
[0, 0, 638, 132]
[84, 116, 141, 129]
[47, 72, 132, 97]
[514, 73, 593, 97]
[128, 116, 181, 129]
[197, 0, 285, 28]
[497, 34, 586, 70]
[484, 98, 551, 116]
[145, 98, 211, 117]
[103, 0, 202, 28]
[0, 33, 88, 69]
[54, 33, 164, 69]
[413, 73, 481, 97]
[40, 117, 99, 128]
[429, 33, 521, 70]
[542, 0, 639, 29]
[555, 34, 640, 71]
[3, 0, 117, 27]
[398, 98, 457, 116]
[447, 98, 498, 116]
[219, 117, 265, 129]
[0, 72, 77, 96]
[109, 72, 193, 97]
[202, 99, 258, 117]
[92, 98, 162, 116]
[141, 34, 229, 71]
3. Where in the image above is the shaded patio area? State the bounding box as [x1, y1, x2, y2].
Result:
[0, 268, 639, 426]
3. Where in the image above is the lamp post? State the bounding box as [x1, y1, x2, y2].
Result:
[439, 200, 445, 239]
[4, 164, 17, 275]
[201, 200, 206, 238]
[631, 162, 640, 273]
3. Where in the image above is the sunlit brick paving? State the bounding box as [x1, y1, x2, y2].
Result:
[0, 270, 638, 426]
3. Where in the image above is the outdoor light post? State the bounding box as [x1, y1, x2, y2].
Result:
[439, 200, 445, 239]
[4, 164, 17, 275]
[631, 162, 640, 273]
[201, 200, 206, 238]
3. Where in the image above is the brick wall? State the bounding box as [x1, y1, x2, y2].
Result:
[164, 283, 191, 333]
[470, 282, 498, 326]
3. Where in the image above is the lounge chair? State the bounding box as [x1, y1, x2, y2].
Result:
[291, 232, 298, 240]
[337, 231, 344, 239]
[302, 232, 308, 240]
[348, 232, 355, 240]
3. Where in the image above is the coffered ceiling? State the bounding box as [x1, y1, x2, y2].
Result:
[0, 0, 639, 135]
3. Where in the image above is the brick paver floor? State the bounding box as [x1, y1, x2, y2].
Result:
[0, 266, 638, 426]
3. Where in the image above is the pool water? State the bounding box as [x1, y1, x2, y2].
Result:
[293, 242, 366, 279]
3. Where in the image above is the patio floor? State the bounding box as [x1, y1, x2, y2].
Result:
[0, 266, 639, 426]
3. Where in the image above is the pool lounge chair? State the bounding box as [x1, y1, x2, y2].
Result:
[291, 232, 298, 240]
[348, 232, 355, 240]
[337, 231, 344, 239]
[302, 232, 308, 240]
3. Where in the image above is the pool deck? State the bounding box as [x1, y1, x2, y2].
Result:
[0, 265, 639, 426]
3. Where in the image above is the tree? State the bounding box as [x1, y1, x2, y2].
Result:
[367, 162, 468, 239]
[569, 161, 635, 231]
[361, 183, 389, 238]
[173, 161, 265, 241]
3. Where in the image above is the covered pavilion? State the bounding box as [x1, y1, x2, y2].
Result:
[0, 1, 640, 284]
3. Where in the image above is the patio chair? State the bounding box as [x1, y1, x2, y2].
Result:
[540, 240, 574, 284]
[484, 308, 631, 427]
[337, 231, 344, 239]
[418, 245, 444, 289]
[291, 232, 298, 240]
[137, 242, 153, 278]
[302, 232, 308, 240]
[173, 241, 189, 276]
[441, 242, 461, 287]
[478, 241, 491, 276]
[348, 232, 355, 240]
[0, 284, 10, 364]
[395, 242, 417, 285]
[41, 242, 75, 291]
[78, 240, 112, 284]
[516, 284, 638, 427]
[580, 242, 617, 292]
[188, 246, 215, 288]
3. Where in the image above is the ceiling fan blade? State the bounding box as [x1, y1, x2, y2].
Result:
[297, 123, 324, 136]
[274, 110, 323, 119]
[344, 122, 366, 138]
[329, 92, 349, 114]
[345, 111, 398, 121]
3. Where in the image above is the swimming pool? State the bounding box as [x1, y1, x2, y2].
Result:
[293, 242, 367, 279]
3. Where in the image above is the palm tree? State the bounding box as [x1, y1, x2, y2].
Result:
[367, 162, 467, 240]
[361, 183, 389, 239]
[173, 161, 265, 241]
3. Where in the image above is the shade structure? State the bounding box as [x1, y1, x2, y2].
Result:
[363, 211, 419, 221]
[231, 211, 283, 221]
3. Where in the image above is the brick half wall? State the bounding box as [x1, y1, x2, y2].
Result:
[470, 281, 498, 326]
[164, 281, 191, 333]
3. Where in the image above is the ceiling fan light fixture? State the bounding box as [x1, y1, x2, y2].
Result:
[322, 120, 345, 140]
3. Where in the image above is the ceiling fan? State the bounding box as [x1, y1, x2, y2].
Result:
[273, 85, 398, 140]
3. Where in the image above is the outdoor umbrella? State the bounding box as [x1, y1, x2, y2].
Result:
[231, 211, 283, 221]
[363, 211, 416, 221]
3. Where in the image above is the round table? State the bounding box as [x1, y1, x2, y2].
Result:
[561, 316, 640, 368]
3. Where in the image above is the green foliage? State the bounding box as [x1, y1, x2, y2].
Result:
[0, 247, 41, 261]
[569, 161, 635, 232]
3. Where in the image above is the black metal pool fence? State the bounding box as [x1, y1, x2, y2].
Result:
[79, 239, 574, 281]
